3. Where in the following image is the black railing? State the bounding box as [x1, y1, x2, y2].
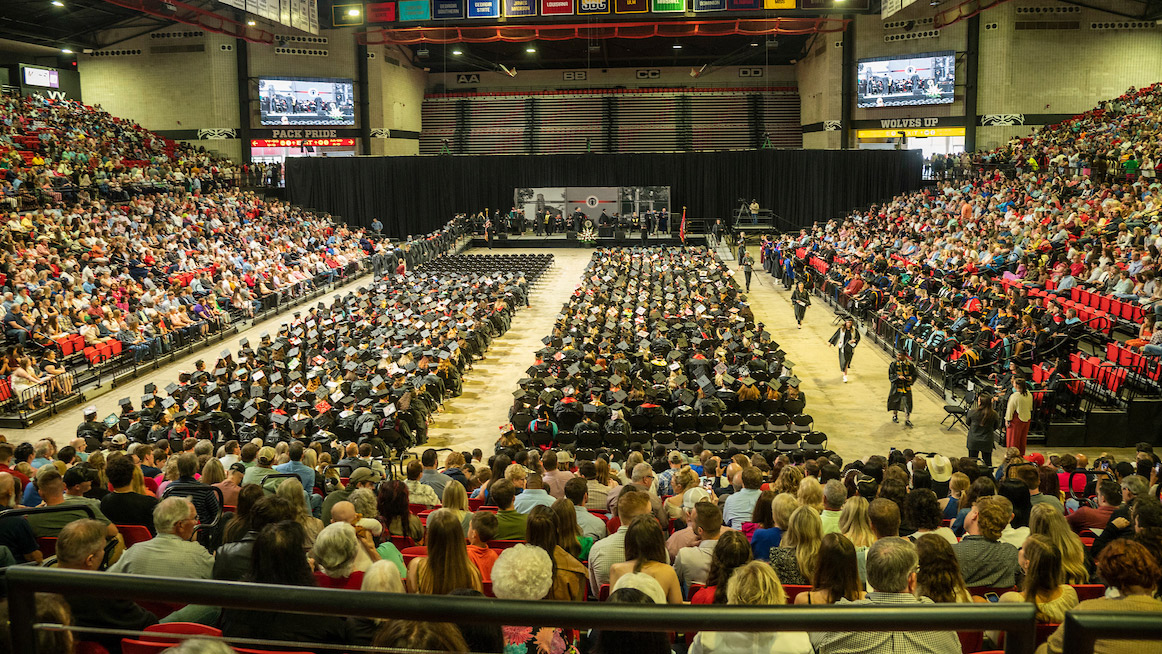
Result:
[1061, 612, 1162, 654]
[0, 567, 1048, 654]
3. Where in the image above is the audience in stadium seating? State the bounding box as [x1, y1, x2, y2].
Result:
[106, 496, 212, 578]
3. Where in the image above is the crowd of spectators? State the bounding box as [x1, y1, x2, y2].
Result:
[761, 83, 1162, 457]
[0, 92, 465, 413]
[3, 431, 1162, 654]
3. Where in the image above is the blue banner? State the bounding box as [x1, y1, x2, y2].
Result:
[467, 0, 501, 16]
[693, 0, 726, 9]
[433, 0, 466, 17]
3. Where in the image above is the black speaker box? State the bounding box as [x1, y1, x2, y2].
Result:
[497, 233, 508, 241]
[1127, 399, 1162, 446]
[1045, 420, 1086, 448]
[1085, 410, 1130, 447]
[614, 230, 627, 240]
[566, 230, 577, 240]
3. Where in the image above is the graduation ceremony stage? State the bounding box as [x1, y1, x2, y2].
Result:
[469, 232, 708, 249]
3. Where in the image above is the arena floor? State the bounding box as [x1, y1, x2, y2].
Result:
[13, 245, 1139, 465]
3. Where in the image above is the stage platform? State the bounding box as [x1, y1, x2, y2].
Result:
[469, 233, 707, 248]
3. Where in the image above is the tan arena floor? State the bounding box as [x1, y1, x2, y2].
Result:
[12, 244, 1139, 466]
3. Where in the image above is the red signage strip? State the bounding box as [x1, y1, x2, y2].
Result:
[251, 138, 357, 147]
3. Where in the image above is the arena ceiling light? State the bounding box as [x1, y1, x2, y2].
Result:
[247, 20, 256, 26]
[452, 48, 463, 55]
[51, 1, 64, 6]
[60, 48, 73, 53]
[525, 45, 537, 53]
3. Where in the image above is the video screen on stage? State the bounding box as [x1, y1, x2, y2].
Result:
[857, 51, 955, 108]
[515, 187, 670, 230]
[258, 77, 355, 126]
[23, 66, 59, 89]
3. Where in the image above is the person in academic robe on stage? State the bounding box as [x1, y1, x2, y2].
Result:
[791, 281, 811, 328]
[484, 217, 493, 249]
[640, 215, 649, 244]
[829, 318, 861, 383]
[887, 351, 917, 428]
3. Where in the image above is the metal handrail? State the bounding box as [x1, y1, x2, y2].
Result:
[3, 567, 1041, 654]
[1061, 612, 1162, 654]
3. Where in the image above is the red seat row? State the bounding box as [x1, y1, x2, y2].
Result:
[1106, 340, 1162, 380]
[1070, 287, 1146, 324]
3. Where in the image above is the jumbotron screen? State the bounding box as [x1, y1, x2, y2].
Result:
[258, 77, 355, 126]
[856, 51, 956, 108]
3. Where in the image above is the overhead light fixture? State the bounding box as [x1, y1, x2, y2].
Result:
[672, 43, 683, 49]
[60, 48, 73, 53]
[452, 49, 463, 55]
[347, 8, 360, 15]
[525, 46, 536, 53]
[417, 46, 429, 58]
[51, 1, 64, 6]
[246, 20, 256, 25]
[750, 41, 759, 47]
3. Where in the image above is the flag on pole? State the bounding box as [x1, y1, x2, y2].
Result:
[679, 206, 687, 244]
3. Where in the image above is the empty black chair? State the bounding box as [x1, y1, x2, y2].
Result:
[697, 413, 722, 432]
[776, 432, 802, 453]
[673, 413, 698, 432]
[728, 432, 753, 449]
[555, 431, 577, 451]
[802, 431, 828, 455]
[743, 412, 767, 432]
[677, 431, 701, 453]
[652, 431, 677, 450]
[767, 413, 791, 432]
[752, 431, 778, 452]
[791, 414, 813, 433]
[702, 431, 726, 453]
[721, 413, 744, 432]
[577, 429, 603, 450]
[628, 431, 653, 449]
[941, 391, 975, 431]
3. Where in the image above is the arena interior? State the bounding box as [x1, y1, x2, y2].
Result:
[0, 0, 1160, 652]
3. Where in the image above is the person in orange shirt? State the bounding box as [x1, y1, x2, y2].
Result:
[466, 511, 499, 582]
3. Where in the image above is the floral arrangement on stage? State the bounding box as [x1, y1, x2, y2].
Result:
[578, 227, 598, 246]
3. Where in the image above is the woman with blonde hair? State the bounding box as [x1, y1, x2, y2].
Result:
[839, 496, 877, 548]
[276, 477, 324, 546]
[797, 476, 824, 512]
[998, 534, 1078, 622]
[200, 457, 226, 486]
[664, 466, 699, 520]
[771, 465, 804, 496]
[1028, 503, 1090, 584]
[768, 505, 822, 586]
[440, 481, 474, 535]
[940, 472, 970, 519]
[690, 561, 812, 654]
[406, 509, 483, 595]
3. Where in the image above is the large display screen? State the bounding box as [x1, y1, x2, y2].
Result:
[258, 77, 355, 126]
[23, 67, 59, 89]
[857, 51, 955, 108]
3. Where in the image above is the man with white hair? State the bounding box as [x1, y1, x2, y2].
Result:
[605, 462, 666, 525]
[811, 537, 960, 654]
[108, 497, 213, 579]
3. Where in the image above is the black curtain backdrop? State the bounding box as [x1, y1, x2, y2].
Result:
[285, 150, 923, 237]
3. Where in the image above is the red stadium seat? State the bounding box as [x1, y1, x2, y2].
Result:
[117, 524, 153, 548]
[487, 539, 525, 550]
[1072, 584, 1105, 601]
[143, 623, 222, 641]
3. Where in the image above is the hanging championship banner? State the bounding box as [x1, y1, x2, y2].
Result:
[467, 0, 501, 16]
[398, 0, 432, 19]
[576, 0, 609, 13]
[433, 0, 466, 18]
[504, 0, 537, 15]
[693, 0, 727, 10]
[614, 0, 648, 12]
[541, 0, 573, 13]
[652, 0, 685, 10]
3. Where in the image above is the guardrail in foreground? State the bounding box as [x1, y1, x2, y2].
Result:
[2, 567, 1045, 654]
